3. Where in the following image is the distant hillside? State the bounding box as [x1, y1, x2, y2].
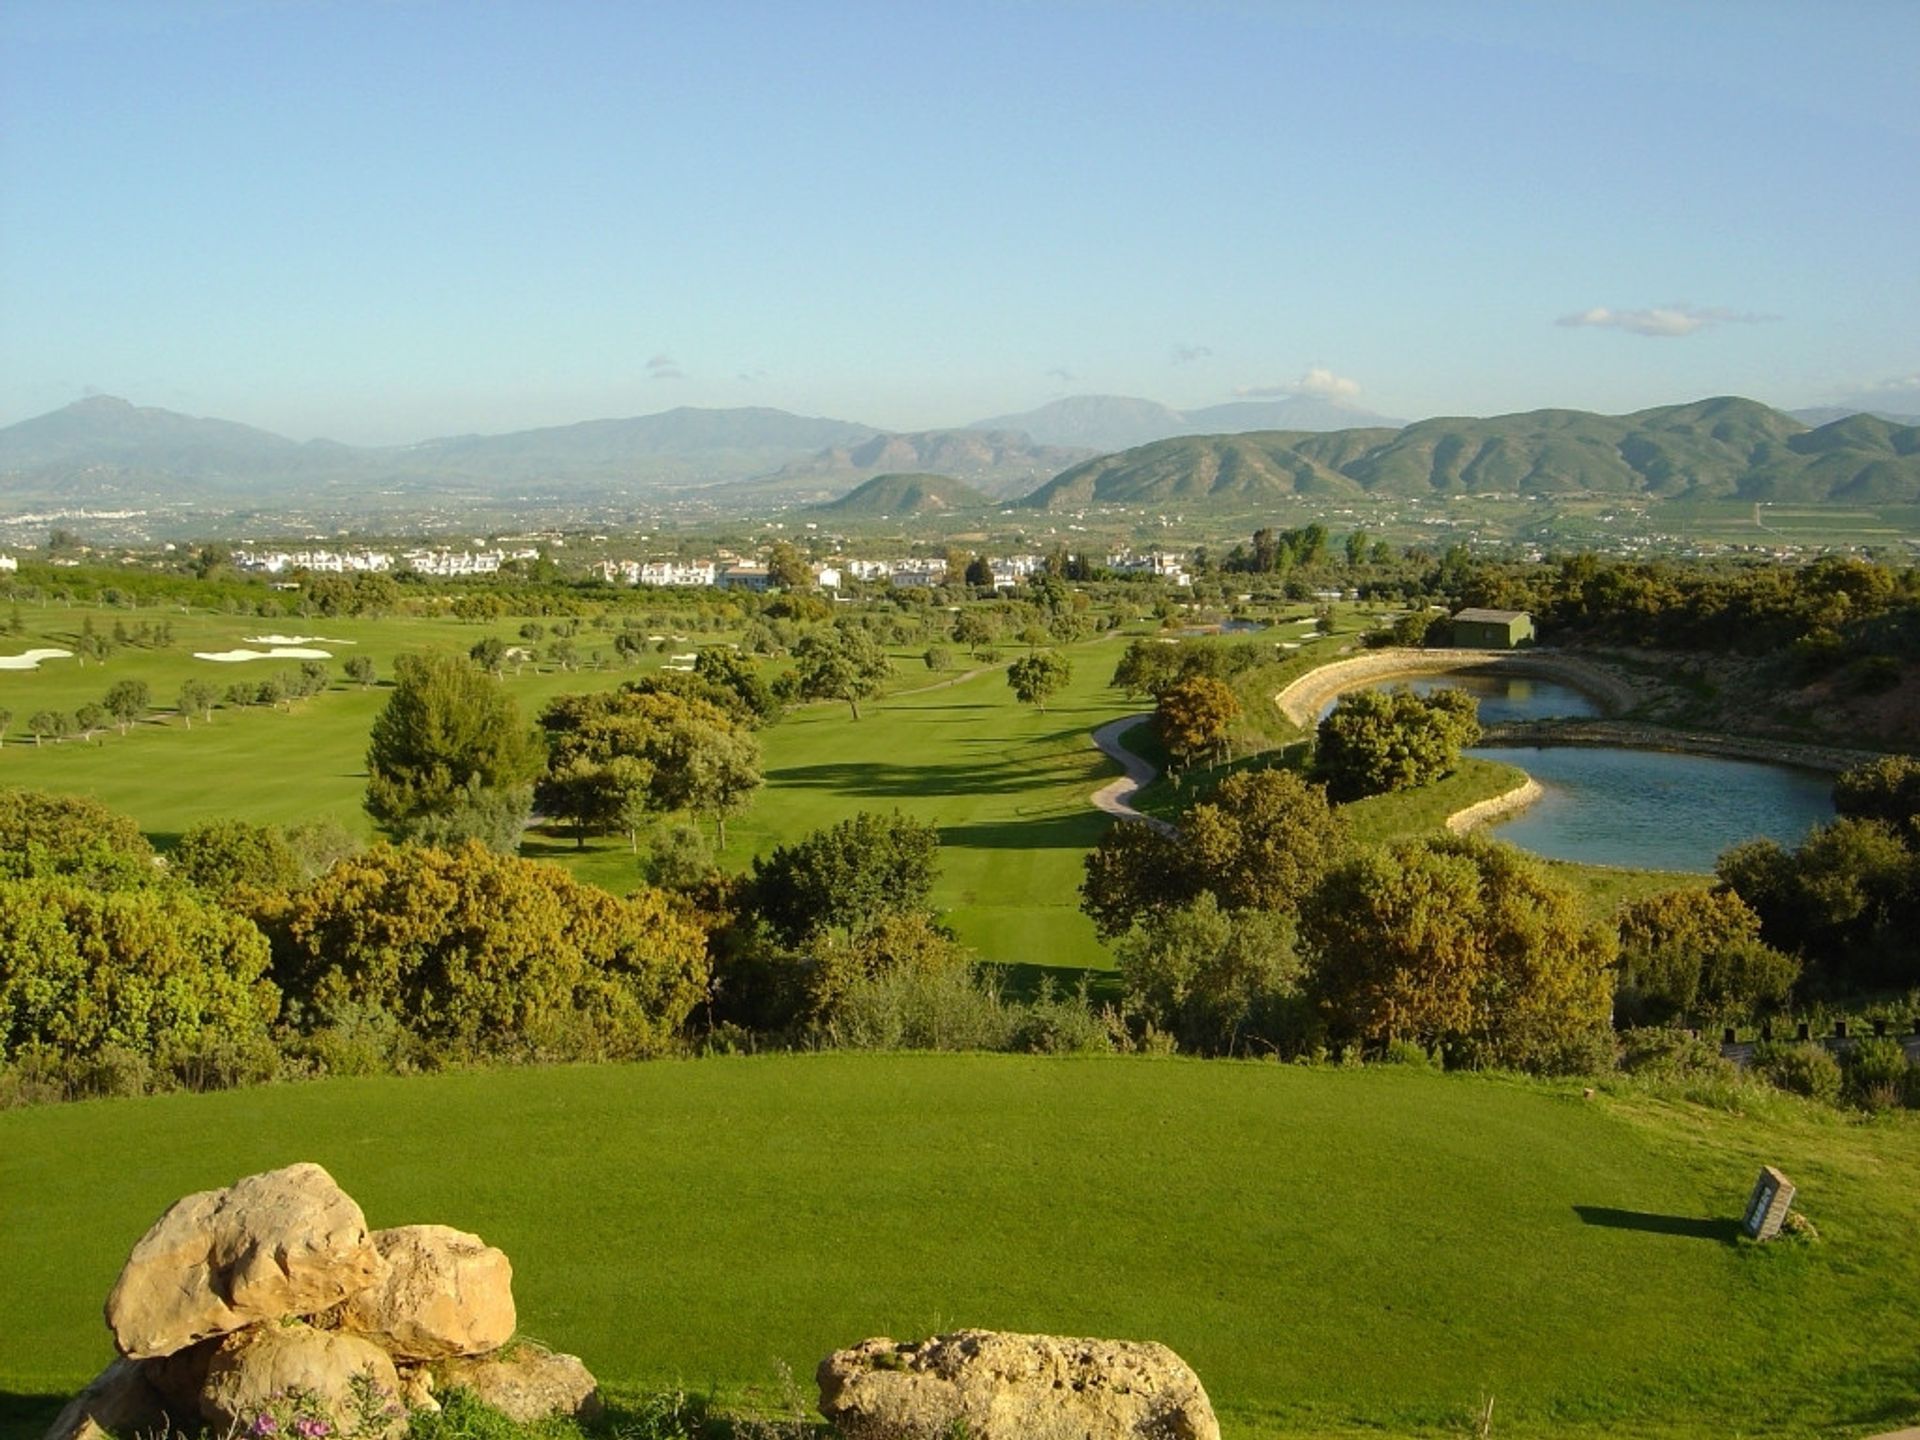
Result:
[1791, 406, 1920, 428]
[399, 406, 880, 484]
[0, 396, 360, 501]
[0, 397, 887, 505]
[972, 393, 1405, 451]
[811, 472, 993, 517]
[1018, 398, 1920, 509]
[738, 428, 1089, 503]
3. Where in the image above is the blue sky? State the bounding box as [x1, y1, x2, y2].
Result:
[2, 0, 1916, 443]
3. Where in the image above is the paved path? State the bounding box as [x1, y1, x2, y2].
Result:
[1089, 714, 1177, 835]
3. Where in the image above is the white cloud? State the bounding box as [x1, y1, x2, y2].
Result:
[1859, 372, 1920, 397]
[1045, 366, 1077, 384]
[646, 353, 685, 381]
[1556, 303, 1776, 338]
[1294, 365, 1362, 400]
[1170, 344, 1212, 365]
[1233, 367, 1363, 401]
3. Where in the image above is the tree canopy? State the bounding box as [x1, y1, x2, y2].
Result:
[1081, 768, 1346, 938]
[1154, 674, 1240, 769]
[790, 624, 893, 720]
[1313, 685, 1480, 801]
[364, 651, 543, 847]
[262, 841, 709, 1061]
[1613, 886, 1798, 1027]
[1007, 650, 1071, 711]
[1301, 834, 1615, 1073]
[749, 811, 940, 946]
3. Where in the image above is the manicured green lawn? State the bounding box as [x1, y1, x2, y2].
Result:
[2, 1055, 1915, 1438]
[0, 602, 664, 840]
[0, 602, 1712, 952]
[706, 640, 1141, 970]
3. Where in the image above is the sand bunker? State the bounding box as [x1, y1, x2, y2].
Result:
[0, 647, 75, 671]
[194, 647, 334, 663]
[242, 634, 354, 645]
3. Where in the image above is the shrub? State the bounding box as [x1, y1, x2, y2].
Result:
[0, 878, 280, 1072]
[0, 788, 156, 889]
[172, 818, 304, 899]
[1005, 978, 1121, 1056]
[1617, 1027, 1733, 1082]
[823, 959, 1010, 1052]
[1379, 1037, 1438, 1068]
[1313, 685, 1480, 801]
[262, 842, 710, 1062]
[1614, 888, 1798, 1027]
[1750, 1040, 1843, 1104]
[1302, 835, 1615, 1074]
[1842, 1036, 1913, 1110]
[1116, 895, 1303, 1056]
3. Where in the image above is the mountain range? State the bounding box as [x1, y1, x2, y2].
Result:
[810, 473, 994, 518]
[1021, 397, 1920, 509]
[3, 393, 1918, 517]
[968, 393, 1406, 450]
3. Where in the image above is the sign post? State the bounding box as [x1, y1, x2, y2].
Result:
[1742, 1166, 1796, 1241]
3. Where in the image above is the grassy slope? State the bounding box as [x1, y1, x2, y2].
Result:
[1, 1056, 1915, 1439]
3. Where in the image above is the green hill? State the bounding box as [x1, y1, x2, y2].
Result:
[811, 471, 993, 516]
[2, 1056, 1915, 1439]
[1017, 397, 1920, 508]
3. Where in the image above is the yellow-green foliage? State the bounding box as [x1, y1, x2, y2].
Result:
[0, 879, 279, 1065]
[261, 842, 709, 1061]
[1303, 834, 1616, 1072]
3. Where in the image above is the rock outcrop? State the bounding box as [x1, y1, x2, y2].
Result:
[436, 1346, 603, 1424]
[48, 1163, 592, 1440]
[199, 1325, 404, 1439]
[39, 1359, 167, 1440]
[817, 1329, 1221, 1440]
[342, 1225, 516, 1360]
[106, 1163, 386, 1360]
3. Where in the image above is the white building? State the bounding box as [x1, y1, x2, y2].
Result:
[1106, 551, 1190, 586]
[889, 559, 949, 589]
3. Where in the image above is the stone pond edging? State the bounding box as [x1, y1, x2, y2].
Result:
[1444, 777, 1545, 834]
[1272, 647, 1640, 730]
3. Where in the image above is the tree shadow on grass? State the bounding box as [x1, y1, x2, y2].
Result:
[1573, 1206, 1742, 1243]
[939, 812, 1109, 852]
[995, 961, 1125, 1006]
[1, 1391, 67, 1440]
[768, 760, 1043, 798]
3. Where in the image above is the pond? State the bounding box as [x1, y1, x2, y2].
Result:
[1329, 671, 1833, 872]
[1320, 671, 1602, 725]
[1474, 745, 1835, 872]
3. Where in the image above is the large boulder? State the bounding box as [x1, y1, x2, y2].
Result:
[340, 1225, 516, 1360]
[198, 1324, 404, 1439]
[816, 1330, 1220, 1440]
[39, 1359, 166, 1440]
[436, 1345, 602, 1424]
[106, 1163, 388, 1360]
